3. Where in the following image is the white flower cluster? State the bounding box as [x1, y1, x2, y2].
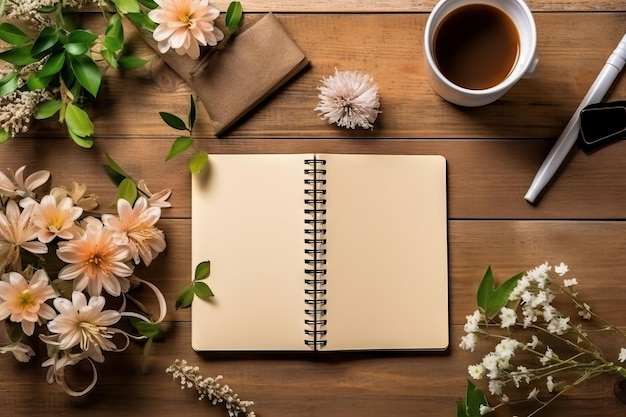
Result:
[166, 359, 256, 417]
[315, 69, 381, 130]
[460, 262, 626, 415]
[0, 165, 171, 395]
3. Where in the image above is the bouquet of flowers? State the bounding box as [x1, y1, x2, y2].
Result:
[457, 262, 626, 416]
[0, 0, 242, 147]
[0, 162, 170, 396]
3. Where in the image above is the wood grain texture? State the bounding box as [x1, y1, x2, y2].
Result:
[2, 5, 626, 417]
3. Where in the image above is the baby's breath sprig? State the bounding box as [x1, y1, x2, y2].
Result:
[166, 359, 256, 417]
[458, 262, 626, 417]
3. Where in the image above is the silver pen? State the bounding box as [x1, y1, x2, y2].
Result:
[525, 33, 626, 204]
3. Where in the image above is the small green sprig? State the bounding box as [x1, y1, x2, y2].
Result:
[176, 260, 214, 309]
[161, 95, 209, 174]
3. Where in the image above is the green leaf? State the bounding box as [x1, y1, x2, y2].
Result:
[457, 400, 469, 417]
[188, 95, 196, 130]
[68, 54, 102, 97]
[159, 111, 187, 131]
[26, 73, 53, 90]
[0, 0, 6, 18]
[175, 285, 195, 310]
[67, 128, 94, 148]
[105, 13, 124, 46]
[225, 1, 244, 32]
[111, 0, 141, 14]
[103, 165, 127, 186]
[0, 46, 39, 66]
[118, 55, 150, 70]
[65, 102, 94, 137]
[0, 129, 10, 144]
[37, 52, 65, 77]
[464, 380, 488, 417]
[194, 260, 211, 281]
[64, 42, 90, 55]
[189, 150, 208, 174]
[130, 319, 164, 340]
[68, 29, 98, 45]
[193, 281, 214, 299]
[476, 266, 495, 312]
[117, 177, 138, 204]
[137, 0, 158, 9]
[105, 153, 131, 179]
[165, 136, 193, 161]
[485, 272, 524, 319]
[0, 23, 31, 46]
[100, 49, 118, 68]
[126, 12, 158, 32]
[35, 99, 62, 119]
[0, 72, 18, 97]
[31, 26, 59, 57]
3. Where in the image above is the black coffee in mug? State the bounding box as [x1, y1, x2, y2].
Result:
[433, 4, 520, 90]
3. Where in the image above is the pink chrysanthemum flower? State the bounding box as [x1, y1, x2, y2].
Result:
[0, 270, 57, 336]
[149, 0, 225, 59]
[102, 197, 166, 267]
[56, 219, 133, 297]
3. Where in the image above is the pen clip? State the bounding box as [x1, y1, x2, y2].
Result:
[578, 101, 626, 153]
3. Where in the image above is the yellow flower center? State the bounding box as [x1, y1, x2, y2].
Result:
[17, 290, 35, 311]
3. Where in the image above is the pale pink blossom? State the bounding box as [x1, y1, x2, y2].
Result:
[47, 291, 120, 352]
[149, 0, 224, 58]
[0, 270, 57, 336]
[0, 165, 49, 200]
[56, 219, 133, 296]
[137, 179, 171, 208]
[0, 200, 48, 270]
[32, 195, 83, 243]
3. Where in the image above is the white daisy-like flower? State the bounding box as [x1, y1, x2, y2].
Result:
[468, 363, 485, 380]
[563, 278, 578, 288]
[148, 0, 225, 59]
[47, 291, 121, 352]
[315, 69, 381, 129]
[618, 347, 626, 363]
[102, 197, 166, 266]
[554, 262, 569, 276]
[499, 306, 517, 328]
[56, 219, 133, 296]
[0, 270, 57, 336]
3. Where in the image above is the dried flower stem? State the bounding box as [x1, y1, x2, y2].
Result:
[166, 359, 256, 417]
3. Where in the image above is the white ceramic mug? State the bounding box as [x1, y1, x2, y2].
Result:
[424, 0, 538, 107]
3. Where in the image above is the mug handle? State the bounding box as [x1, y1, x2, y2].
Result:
[522, 55, 540, 79]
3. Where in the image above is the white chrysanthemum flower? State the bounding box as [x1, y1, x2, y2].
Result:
[0, 270, 57, 336]
[47, 291, 121, 352]
[148, 0, 224, 59]
[102, 197, 166, 266]
[459, 332, 478, 351]
[315, 69, 381, 129]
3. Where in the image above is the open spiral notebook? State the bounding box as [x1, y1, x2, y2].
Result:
[191, 154, 449, 351]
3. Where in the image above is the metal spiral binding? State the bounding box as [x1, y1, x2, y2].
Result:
[304, 158, 328, 349]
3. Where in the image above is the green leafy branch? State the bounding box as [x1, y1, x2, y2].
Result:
[161, 95, 209, 174]
[0, 0, 152, 146]
[176, 261, 214, 309]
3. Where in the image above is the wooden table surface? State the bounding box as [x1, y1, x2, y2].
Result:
[2, 1, 626, 416]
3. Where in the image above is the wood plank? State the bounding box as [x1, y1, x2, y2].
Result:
[1, 324, 624, 417]
[3, 138, 626, 219]
[19, 13, 626, 141]
[208, 1, 626, 12]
